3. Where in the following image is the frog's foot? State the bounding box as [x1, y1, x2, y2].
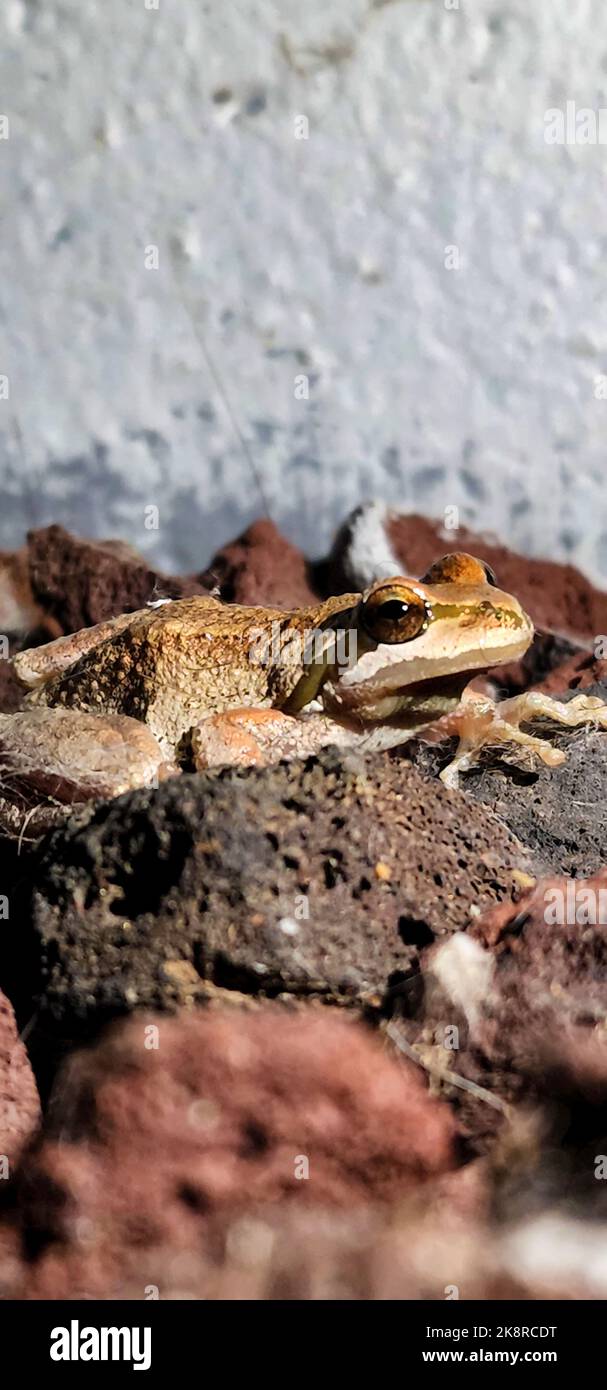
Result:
[436, 691, 607, 788]
[497, 689, 607, 735]
[190, 707, 343, 770]
[0, 708, 178, 836]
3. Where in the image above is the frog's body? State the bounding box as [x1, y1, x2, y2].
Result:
[4, 552, 607, 823]
[18, 577, 530, 747]
[18, 592, 359, 752]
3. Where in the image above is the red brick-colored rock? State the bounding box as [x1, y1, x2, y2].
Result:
[26, 525, 207, 633]
[0, 989, 40, 1169]
[530, 649, 607, 695]
[0, 549, 45, 635]
[10, 1009, 457, 1297]
[410, 875, 607, 1153]
[201, 518, 316, 608]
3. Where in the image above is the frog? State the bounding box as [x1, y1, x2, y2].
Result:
[3, 551, 607, 832]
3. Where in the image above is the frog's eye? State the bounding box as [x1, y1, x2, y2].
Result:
[421, 553, 498, 587]
[360, 585, 430, 645]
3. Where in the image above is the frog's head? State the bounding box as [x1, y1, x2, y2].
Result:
[311, 554, 534, 725]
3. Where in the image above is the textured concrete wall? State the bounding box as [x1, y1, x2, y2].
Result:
[1, 0, 606, 577]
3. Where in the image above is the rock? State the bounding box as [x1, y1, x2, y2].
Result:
[495, 631, 594, 697]
[387, 512, 607, 647]
[0, 1225, 23, 1301]
[530, 648, 607, 695]
[469, 882, 607, 1220]
[0, 549, 50, 640]
[6, 1130, 604, 1298]
[396, 872, 607, 1164]
[0, 989, 40, 1170]
[311, 501, 404, 595]
[23, 749, 535, 1056]
[0, 660, 26, 713]
[470, 874, 607, 1052]
[26, 525, 207, 634]
[200, 518, 316, 608]
[6, 1009, 457, 1297]
[488, 1034, 607, 1226]
[8, 1200, 607, 1300]
[408, 719, 607, 877]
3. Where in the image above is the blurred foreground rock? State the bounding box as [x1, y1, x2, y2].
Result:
[396, 873, 607, 1166]
[3, 1009, 457, 1298]
[0, 989, 40, 1170]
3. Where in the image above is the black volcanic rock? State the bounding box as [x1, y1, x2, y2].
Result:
[23, 749, 535, 1061]
[407, 713, 607, 878]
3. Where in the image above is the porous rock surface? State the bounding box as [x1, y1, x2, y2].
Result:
[22, 748, 537, 1050]
[471, 874, 607, 1064]
[399, 871, 607, 1167]
[385, 512, 607, 647]
[318, 505, 607, 696]
[201, 517, 316, 609]
[1, 511, 606, 1302]
[26, 524, 207, 633]
[409, 719, 607, 877]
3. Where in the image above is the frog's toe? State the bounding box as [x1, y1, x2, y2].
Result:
[436, 698, 570, 787]
[499, 690, 607, 731]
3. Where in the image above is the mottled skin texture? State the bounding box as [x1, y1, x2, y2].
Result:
[5, 553, 607, 821]
[19, 592, 362, 753]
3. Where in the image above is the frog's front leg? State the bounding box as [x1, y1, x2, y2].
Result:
[435, 691, 607, 788]
[190, 704, 468, 771]
[189, 707, 363, 770]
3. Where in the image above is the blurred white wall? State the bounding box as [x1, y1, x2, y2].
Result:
[1, 0, 606, 576]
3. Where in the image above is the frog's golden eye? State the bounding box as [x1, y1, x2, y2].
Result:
[421, 553, 498, 587]
[360, 584, 430, 645]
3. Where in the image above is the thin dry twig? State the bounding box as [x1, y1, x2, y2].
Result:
[385, 1019, 510, 1115]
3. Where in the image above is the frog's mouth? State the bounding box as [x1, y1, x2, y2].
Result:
[319, 670, 476, 727]
[320, 628, 532, 724]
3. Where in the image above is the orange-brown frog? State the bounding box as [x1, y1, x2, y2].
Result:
[3, 553, 606, 830]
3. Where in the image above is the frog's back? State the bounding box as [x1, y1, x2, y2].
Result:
[25, 592, 359, 750]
